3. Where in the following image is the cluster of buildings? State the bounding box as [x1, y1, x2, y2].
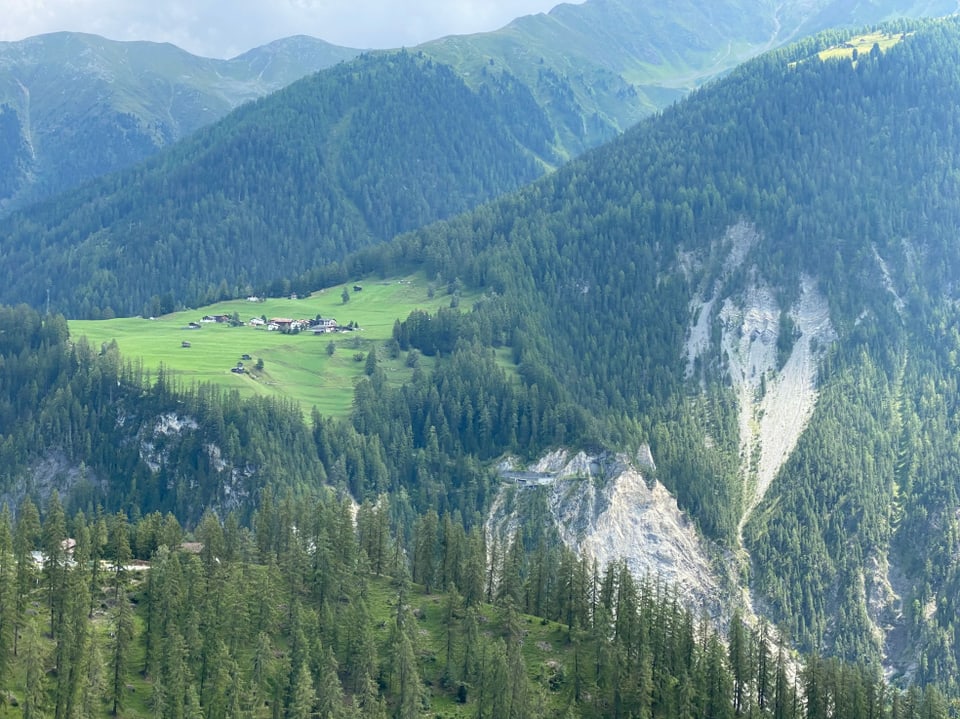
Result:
[248, 316, 340, 334]
[192, 314, 344, 334]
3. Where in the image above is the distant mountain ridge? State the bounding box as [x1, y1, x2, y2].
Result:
[0, 51, 549, 318]
[0, 31, 361, 211]
[418, 0, 959, 157]
[2, 0, 955, 214]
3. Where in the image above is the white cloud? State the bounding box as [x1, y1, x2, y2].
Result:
[0, 0, 571, 57]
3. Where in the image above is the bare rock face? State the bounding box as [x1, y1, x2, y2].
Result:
[4, 408, 253, 519]
[682, 223, 840, 625]
[491, 223, 841, 629]
[490, 449, 722, 615]
[685, 223, 836, 531]
[0, 450, 103, 513]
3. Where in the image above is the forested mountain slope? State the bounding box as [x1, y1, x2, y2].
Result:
[0, 32, 360, 212]
[0, 51, 548, 318]
[419, 0, 958, 157]
[1, 1, 952, 218]
[0, 312, 953, 719]
[7, 487, 953, 719]
[6, 14, 960, 696]
[326, 17, 960, 680]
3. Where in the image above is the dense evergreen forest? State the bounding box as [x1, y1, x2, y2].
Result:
[0, 51, 549, 319]
[310, 17, 960, 680]
[1, 485, 956, 718]
[7, 14, 960, 713]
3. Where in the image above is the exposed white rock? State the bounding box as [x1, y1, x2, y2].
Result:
[685, 224, 834, 536]
[490, 449, 722, 615]
[685, 222, 761, 380]
[685, 295, 718, 379]
[873, 244, 906, 316]
[140, 413, 201, 477]
[140, 442, 161, 473]
[725, 275, 835, 536]
[683, 223, 838, 632]
[206, 443, 228, 473]
[154, 412, 199, 436]
[1, 451, 102, 512]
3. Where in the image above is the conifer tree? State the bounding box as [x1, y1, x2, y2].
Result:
[0, 504, 14, 689]
[412, 509, 439, 593]
[728, 608, 750, 715]
[357, 671, 388, 719]
[227, 664, 248, 719]
[315, 644, 345, 719]
[343, 596, 378, 694]
[55, 513, 92, 719]
[200, 638, 231, 718]
[81, 637, 106, 719]
[506, 633, 536, 719]
[251, 630, 275, 709]
[476, 638, 509, 719]
[42, 489, 68, 640]
[440, 583, 462, 685]
[389, 623, 422, 719]
[88, 512, 108, 618]
[21, 624, 48, 719]
[13, 498, 40, 657]
[439, 513, 464, 590]
[109, 511, 132, 601]
[289, 660, 316, 719]
[497, 530, 525, 609]
[755, 619, 773, 712]
[773, 644, 795, 719]
[461, 527, 485, 608]
[110, 590, 134, 716]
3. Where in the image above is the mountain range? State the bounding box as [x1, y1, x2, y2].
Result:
[0, 50, 551, 318]
[0, 32, 361, 212]
[3, 0, 960, 320]
[4, 1, 960, 708]
[379, 17, 960, 681]
[2, 0, 956, 214]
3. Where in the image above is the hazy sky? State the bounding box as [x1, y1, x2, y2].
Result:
[0, 0, 573, 58]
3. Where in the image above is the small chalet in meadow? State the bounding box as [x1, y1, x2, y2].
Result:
[249, 317, 265, 327]
[271, 318, 294, 331]
[311, 318, 338, 334]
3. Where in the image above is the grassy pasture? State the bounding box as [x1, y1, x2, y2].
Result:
[70, 275, 462, 418]
[817, 31, 909, 62]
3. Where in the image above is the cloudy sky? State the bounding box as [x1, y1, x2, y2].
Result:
[0, 0, 573, 58]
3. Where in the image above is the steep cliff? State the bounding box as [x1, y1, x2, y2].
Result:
[490, 448, 725, 615]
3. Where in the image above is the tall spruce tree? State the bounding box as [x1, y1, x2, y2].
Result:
[110, 590, 134, 716]
[13, 498, 40, 657]
[42, 490, 68, 640]
[0, 504, 14, 691]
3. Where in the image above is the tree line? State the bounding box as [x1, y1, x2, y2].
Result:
[1, 487, 955, 719]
